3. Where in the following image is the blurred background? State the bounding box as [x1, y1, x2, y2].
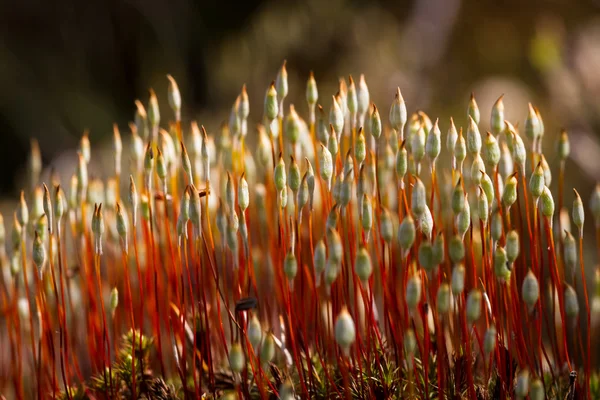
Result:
[0, 0, 599, 199]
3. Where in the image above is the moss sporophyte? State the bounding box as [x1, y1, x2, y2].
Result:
[2, 62, 600, 400]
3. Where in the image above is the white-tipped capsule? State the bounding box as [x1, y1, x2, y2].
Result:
[406, 274, 422, 310]
[522, 270, 540, 311]
[229, 343, 245, 373]
[355, 246, 372, 284]
[564, 285, 579, 318]
[334, 307, 356, 356]
[466, 289, 482, 323]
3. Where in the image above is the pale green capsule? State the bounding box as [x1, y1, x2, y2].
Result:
[326, 204, 340, 232]
[313, 239, 326, 285]
[389, 87, 407, 132]
[418, 241, 435, 272]
[491, 209, 503, 242]
[456, 199, 471, 239]
[264, 83, 278, 120]
[35, 215, 47, 243]
[511, 131, 527, 172]
[540, 186, 554, 218]
[156, 148, 168, 183]
[335, 308, 356, 355]
[406, 113, 420, 153]
[411, 177, 427, 217]
[515, 369, 530, 399]
[450, 178, 466, 215]
[502, 174, 518, 209]
[481, 172, 495, 207]
[147, 89, 160, 129]
[229, 100, 241, 137]
[380, 143, 395, 171]
[229, 343, 245, 373]
[41, 184, 53, 234]
[297, 174, 309, 214]
[449, 234, 465, 263]
[483, 325, 497, 355]
[288, 156, 301, 194]
[16, 191, 28, 227]
[347, 75, 357, 115]
[452, 264, 466, 295]
[274, 155, 287, 192]
[238, 174, 249, 211]
[285, 105, 301, 145]
[380, 208, 394, 243]
[284, 250, 298, 283]
[506, 230, 520, 263]
[361, 194, 373, 234]
[467, 93, 480, 125]
[407, 153, 418, 176]
[330, 95, 344, 137]
[324, 258, 340, 289]
[306, 71, 318, 106]
[279, 187, 287, 209]
[226, 214, 239, 254]
[327, 126, 339, 158]
[572, 189, 584, 233]
[370, 104, 382, 139]
[557, 129, 570, 161]
[327, 227, 343, 263]
[477, 186, 489, 224]
[109, 287, 119, 315]
[404, 329, 417, 356]
[339, 174, 353, 208]
[490, 95, 504, 136]
[79, 132, 91, 165]
[398, 215, 416, 251]
[563, 231, 577, 276]
[54, 186, 65, 221]
[454, 129, 467, 166]
[466, 116, 482, 156]
[419, 111, 433, 134]
[425, 120, 441, 161]
[540, 155, 551, 187]
[406, 274, 422, 310]
[355, 246, 372, 283]
[418, 205, 434, 239]
[134, 101, 149, 140]
[529, 162, 545, 199]
[525, 103, 540, 142]
[494, 246, 510, 282]
[482, 132, 500, 167]
[432, 232, 445, 265]
[32, 231, 47, 271]
[466, 289, 482, 323]
[529, 379, 544, 400]
[446, 117, 458, 154]
[357, 74, 370, 120]
[471, 154, 486, 185]
[355, 128, 367, 164]
[564, 285, 579, 318]
[260, 332, 275, 363]
[411, 125, 426, 164]
[247, 315, 262, 352]
[522, 270, 540, 309]
[238, 84, 249, 121]
[437, 283, 451, 314]
[275, 61, 288, 103]
[316, 105, 329, 144]
[116, 204, 128, 253]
